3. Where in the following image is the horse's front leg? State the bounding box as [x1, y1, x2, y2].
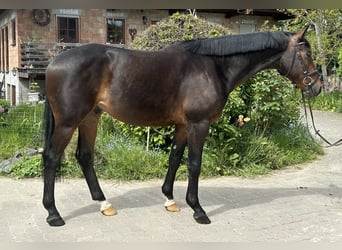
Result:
[162, 125, 187, 212]
[186, 120, 211, 224]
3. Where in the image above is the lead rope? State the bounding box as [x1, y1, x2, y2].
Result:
[302, 92, 342, 147]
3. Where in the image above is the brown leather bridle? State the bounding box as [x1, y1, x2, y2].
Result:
[284, 40, 320, 90]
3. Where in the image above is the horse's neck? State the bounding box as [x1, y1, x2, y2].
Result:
[221, 49, 283, 93]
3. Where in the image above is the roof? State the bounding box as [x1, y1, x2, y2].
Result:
[170, 9, 294, 20]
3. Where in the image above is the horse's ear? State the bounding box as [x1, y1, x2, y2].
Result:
[293, 25, 310, 42]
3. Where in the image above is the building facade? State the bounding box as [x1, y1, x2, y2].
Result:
[0, 9, 290, 105]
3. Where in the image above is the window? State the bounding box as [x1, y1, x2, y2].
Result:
[4, 26, 9, 72]
[0, 29, 2, 71]
[107, 18, 125, 44]
[151, 20, 159, 26]
[57, 16, 79, 43]
[0, 26, 9, 71]
[11, 19, 16, 46]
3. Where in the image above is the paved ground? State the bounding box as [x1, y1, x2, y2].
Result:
[0, 110, 342, 242]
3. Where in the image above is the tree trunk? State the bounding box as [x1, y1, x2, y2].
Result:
[314, 21, 330, 91]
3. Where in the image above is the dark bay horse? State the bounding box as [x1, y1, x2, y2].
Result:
[43, 26, 322, 226]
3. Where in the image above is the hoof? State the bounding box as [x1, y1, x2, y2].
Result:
[100, 200, 117, 216]
[194, 212, 211, 224]
[101, 206, 117, 216]
[165, 203, 181, 212]
[164, 199, 180, 212]
[46, 215, 65, 227]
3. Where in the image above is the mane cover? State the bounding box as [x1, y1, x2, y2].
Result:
[178, 31, 290, 56]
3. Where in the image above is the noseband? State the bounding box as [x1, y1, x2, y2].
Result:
[283, 40, 319, 88]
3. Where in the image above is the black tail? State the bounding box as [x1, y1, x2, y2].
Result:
[42, 99, 64, 179]
[43, 99, 55, 153]
[42, 99, 55, 178]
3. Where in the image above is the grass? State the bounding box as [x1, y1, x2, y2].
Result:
[0, 104, 44, 159]
[94, 134, 169, 180]
[309, 90, 342, 113]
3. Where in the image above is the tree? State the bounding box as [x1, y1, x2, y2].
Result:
[280, 9, 342, 90]
[338, 46, 342, 78]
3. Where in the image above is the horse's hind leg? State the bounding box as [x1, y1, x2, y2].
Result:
[43, 125, 75, 226]
[76, 111, 117, 216]
[162, 125, 187, 212]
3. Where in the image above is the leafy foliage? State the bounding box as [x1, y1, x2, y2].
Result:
[280, 10, 342, 65]
[0, 99, 10, 110]
[244, 70, 301, 132]
[280, 9, 342, 88]
[131, 12, 231, 51]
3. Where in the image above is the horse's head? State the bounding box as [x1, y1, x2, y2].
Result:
[278, 26, 322, 98]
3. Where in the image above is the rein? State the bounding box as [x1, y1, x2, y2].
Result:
[301, 92, 342, 147]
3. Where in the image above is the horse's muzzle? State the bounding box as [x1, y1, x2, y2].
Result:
[303, 79, 322, 98]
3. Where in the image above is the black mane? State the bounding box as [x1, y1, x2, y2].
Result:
[177, 31, 290, 56]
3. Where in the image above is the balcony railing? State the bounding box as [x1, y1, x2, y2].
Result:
[19, 42, 127, 78]
[19, 42, 82, 77]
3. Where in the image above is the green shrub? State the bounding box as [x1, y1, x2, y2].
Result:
[131, 12, 231, 51]
[0, 99, 10, 110]
[10, 154, 82, 179]
[10, 155, 42, 179]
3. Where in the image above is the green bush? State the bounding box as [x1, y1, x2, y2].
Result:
[0, 99, 11, 127]
[10, 155, 42, 178]
[0, 99, 10, 110]
[9, 154, 82, 179]
[131, 12, 231, 51]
